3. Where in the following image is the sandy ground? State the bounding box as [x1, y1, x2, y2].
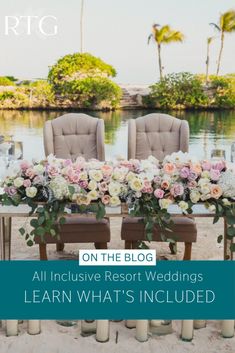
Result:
[0, 217, 234, 353]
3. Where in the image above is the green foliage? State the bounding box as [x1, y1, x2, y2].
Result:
[48, 52, 116, 90]
[61, 77, 122, 108]
[0, 89, 29, 108]
[29, 80, 55, 105]
[145, 72, 208, 109]
[0, 76, 15, 86]
[210, 74, 235, 108]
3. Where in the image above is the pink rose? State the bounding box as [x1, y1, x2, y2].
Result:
[79, 180, 88, 189]
[153, 176, 161, 184]
[63, 159, 73, 167]
[99, 181, 108, 192]
[25, 168, 35, 179]
[101, 165, 113, 176]
[202, 160, 211, 171]
[187, 180, 197, 189]
[180, 167, 190, 179]
[163, 163, 176, 175]
[210, 184, 222, 199]
[33, 175, 44, 185]
[210, 169, 220, 181]
[188, 171, 198, 181]
[170, 183, 184, 197]
[47, 166, 59, 177]
[5, 186, 17, 196]
[23, 179, 31, 188]
[211, 161, 226, 172]
[154, 188, 164, 199]
[20, 160, 31, 171]
[70, 174, 80, 183]
[101, 195, 110, 205]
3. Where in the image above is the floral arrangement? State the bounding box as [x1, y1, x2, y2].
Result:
[0, 152, 234, 250]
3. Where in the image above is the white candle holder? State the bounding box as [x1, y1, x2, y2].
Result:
[6, 320, 18, 337]
[181, 320, 194, 342]
[135, 320, 149, 342]
[150, 320, 173, 335]
[221, 320, 234, 338]
[81, 320, 96, 336]
[194, 320, 206, 329]
[96, 320, 109, 343]
[125, 320, 136, 329]
[27, 320, 41, 335]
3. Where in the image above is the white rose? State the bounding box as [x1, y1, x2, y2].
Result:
[208, 204, 216, 212]
[89, 169, 103, 182]
[87, 190, 99, 200]
[178, 201, 189, 211]
[110, 196, 121, 206]
[0, 187, 5, 195]
[198, 178, 210, 186]
[201, 171, 210, 179]
[13, 177, 24, 188]
[126, 172, 136, 182]
[200, 184, 211, 195]
[159, 198, 173, 210]
[129, 177, 143, 192]
[33, 164, 45, 175]
[108, 182, 121, 196]
[190, 190, 201, 203]
[222, 198, 231, 206]
[88, 180, 97, 190]
[26, 186, 37, 198]
[79, 171, 88, 181]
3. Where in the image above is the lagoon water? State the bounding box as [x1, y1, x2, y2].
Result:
[0, 109, 234, 161]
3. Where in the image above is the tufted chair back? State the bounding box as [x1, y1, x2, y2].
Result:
[43, 113, 105, 161]
[128, 113, 189, 161]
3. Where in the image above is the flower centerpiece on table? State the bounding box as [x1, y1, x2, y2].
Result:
[0, 152, 234, 250]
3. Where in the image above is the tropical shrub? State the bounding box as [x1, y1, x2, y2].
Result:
[0, 89, 29, 108]
[29, 81, 55, 105]
[62, 77, 122, 108]
[0, 76, 15, 86]
[209, 74, 235, 108]
[145, 72, 208, 109]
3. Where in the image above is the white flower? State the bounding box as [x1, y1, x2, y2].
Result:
[89, 169, 103, 182]
[190, 190, 201, 203]
[159, 198, 173, 210]
[88, 180, 97, 190]
[129, 177, 143, 192]
[0, 187, 5, 195]
[26, 186, 37, 198]
[79, 171, 88, 181]
[108, 181, 121, 196]
[13, 177, 24, 188]
[49, 176, 69, 200]
[208, 204, 216, 212]
[218, 171, 235, 198]
[222, 198, 231, 206]
[110, 195, 121, 206]
[87, 190, 99, 200]
[33, 164, 45, 175]
[179, 201, 189, 211]
[201, 171, 210, 179]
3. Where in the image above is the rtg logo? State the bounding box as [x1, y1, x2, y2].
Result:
[4, 15, 58, 36]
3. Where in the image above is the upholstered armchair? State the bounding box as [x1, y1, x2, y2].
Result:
[35, 113, 110, 260]
[121, 113, 197, 260]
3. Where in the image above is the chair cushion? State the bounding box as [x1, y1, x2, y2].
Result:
[121, 217, 197, 242]
[34, 217, 110, 244]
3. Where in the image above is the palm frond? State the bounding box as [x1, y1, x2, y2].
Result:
[220, 10, 235, 32]
[210, 22, 221, 31]
[148, 34, 153, 44]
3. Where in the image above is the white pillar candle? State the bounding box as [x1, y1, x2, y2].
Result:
[96, 320, 109, 342]
[27, 320, 41, 335]
[150, 320, 173, 335]
[135, 320, 149, 342]
[181, 320, 194, 341]
[221, 320, 234, 338]
[151, 320, 162, 327]
[125, 320, 136, 328]
[6, 320, 18, 336]
[81, 320, 96, 336]
[194, 320, 206, 329]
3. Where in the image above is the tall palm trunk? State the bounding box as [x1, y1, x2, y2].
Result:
[157, 44, 163, 80]
[80, 0, 84, 53]
[216, 31, 224, 75]
[205, 41, 210, 83]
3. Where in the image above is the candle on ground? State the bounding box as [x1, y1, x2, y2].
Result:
[181, 320, 194, 341]
[125, 320, 136, 329]
[135, 320, 149, 342]
[81, 320, 96, 336]
[6, 320, 18, 336]
[96, 320, 109, 342]
[27, 320, 41, 335]
[194, 320, 206, 329]
[221, 320, 234, 338]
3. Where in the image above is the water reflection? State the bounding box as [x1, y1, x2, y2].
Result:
[0, 109, 234, 161]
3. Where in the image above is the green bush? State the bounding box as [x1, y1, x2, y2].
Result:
[209, 74, 235, 108]
[29, 80, 55, 105]
[0, 90, 29, 108]
[0, 77, 15, 86]
[62, 77, 122, 108]
[145, 72, 208, 109]
[48, 52, 116, 90]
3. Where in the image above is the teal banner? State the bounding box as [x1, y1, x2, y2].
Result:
[0, 261, 234, 319]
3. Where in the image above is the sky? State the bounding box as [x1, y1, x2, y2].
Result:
[0, 0, 234, 84]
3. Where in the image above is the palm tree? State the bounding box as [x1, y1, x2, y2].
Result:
[148, 24, 184, 79]
[210, 10, 235, 75]
[80, 0, 84, 53]
[205, 36, 214, 83]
